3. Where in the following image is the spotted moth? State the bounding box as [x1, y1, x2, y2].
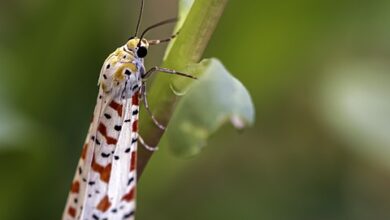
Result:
[62, 1, 195, 219]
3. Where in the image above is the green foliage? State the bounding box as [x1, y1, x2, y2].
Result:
[1, 0, 390, 219]
[157, 0, 255, 156]
[167, 58, 255, 156]
[138, 0, 235, 171]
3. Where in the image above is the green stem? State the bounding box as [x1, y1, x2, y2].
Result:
[137, 0, 228, 177]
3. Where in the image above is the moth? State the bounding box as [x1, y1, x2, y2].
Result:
[62, 1, 195, 219]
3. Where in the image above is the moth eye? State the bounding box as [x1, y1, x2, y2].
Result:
[137, 47, 148, 58]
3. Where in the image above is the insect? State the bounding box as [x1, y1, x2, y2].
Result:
[62, 1, 195, 219]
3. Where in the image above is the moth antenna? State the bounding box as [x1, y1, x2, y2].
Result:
[138, 17, 178, 47]
[134, 0, 144, 36]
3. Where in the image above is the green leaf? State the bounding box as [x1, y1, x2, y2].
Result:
[163, 0, 194, 59]
[166, 58, 255, 157]
[137, 0, 229, 175]
[178, 0, 195, 28]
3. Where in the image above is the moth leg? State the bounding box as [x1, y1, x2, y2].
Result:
[143, 66, 197, 80]
[148, 32, 179, 45]
[138, 135, 158, 151]
[141, 83, 166, 130]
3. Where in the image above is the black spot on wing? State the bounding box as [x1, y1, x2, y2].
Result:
[101, 152, 110, 158]
[132, 84, 139, 91]
[114, 125, 122, 131]
[127, 177, 134, 186]
[92, 214, 99, 220]
[123, 211, 135, 219]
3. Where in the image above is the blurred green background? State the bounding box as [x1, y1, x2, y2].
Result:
[1, 0, 390, 219]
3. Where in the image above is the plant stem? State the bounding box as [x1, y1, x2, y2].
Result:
[137, 0, 228, 177]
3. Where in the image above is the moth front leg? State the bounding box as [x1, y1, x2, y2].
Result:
[140, 82, 166, 130]
[142, 66, 197, 80]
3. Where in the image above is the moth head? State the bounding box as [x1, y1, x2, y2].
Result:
[126, 37, 149, 58]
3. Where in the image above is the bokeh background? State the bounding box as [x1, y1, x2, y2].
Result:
[1, 0, 390, 219]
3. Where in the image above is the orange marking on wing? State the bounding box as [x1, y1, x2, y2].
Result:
[68, 207, 76, 218]
[130, 151, 136, 171]
[132, 120, 138, 132]
[81, 143, 88, 160]
[122, 188, 135, 202]
[71, 181, 80, 193]
[109, 100, 123, 117]
[91, 157, 112, 183]
[100, 163, 112, 183]
[97, 195, 111, 212]
[132, 93, 139, 105]
[98, 123, 118, 145]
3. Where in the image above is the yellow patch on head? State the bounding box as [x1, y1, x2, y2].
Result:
[126, 38, 149, 50]
[126, 39, 139, 50]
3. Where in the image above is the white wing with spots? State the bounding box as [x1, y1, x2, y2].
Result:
[63, 45, 142, 220]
